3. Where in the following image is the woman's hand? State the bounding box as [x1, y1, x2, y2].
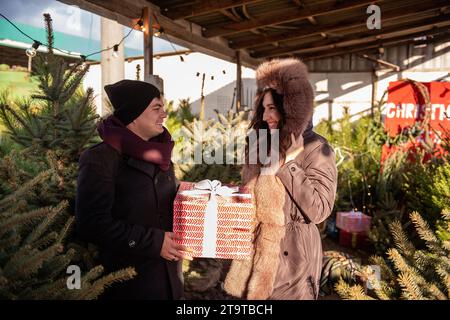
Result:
[160, 232, 193, 261]
[285, 133, 304, 164]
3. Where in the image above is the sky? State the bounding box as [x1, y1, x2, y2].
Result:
[0, 0, 184, 52]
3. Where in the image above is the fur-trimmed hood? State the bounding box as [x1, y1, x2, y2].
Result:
[255, 58, 314, 137]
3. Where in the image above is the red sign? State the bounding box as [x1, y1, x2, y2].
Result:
[382, 81, 450, 163]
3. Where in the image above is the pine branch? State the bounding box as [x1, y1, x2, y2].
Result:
[43, 14, 54, 53]
[80, 265, 104, 285]
[3, 244, 62, 280]
[0, 103, 36, 138]
[373, 281, 397, 300]
[443, 241, 450, 252]
[23, 278, 66, 299]
[56, 216, 74, 244]
[334, 278, 374, 300]
[32, 231, 58, 249]
[0, 231, 21, 251]
[410, 211, 443, 254]
[0, 170, 51, 211]
[74, 267, 137, 300]
[398, 272, 426, 300]
[413, 250, 440, 274]
[23, 200, 68, 245]
[0, 206, 55, 238]
[441, 209, 450, 221]
[427, 283, 447, 300]
[41, 248, 76, 281]
[59, 68, 89, 105]
[369, 255, 396, 281]
[435, 264, 450, 296]
[389, 220, 415, 258]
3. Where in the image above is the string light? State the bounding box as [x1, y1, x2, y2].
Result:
[80, 54, 87, 68]
[154, 27, 164, 37]
[0, 12, 142, 62]
[196, 72, 200, 77]
[211, 76, 214, 80]
[137, 19, 145, 32]
[152, 14, 186, 64]
[222, 70, 226, 74]
[26, 40, 41, 57]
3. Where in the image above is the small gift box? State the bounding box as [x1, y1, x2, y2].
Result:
[339, 230, 370, 249]
[336, 211, 372, 234]
[173, 180, 254, 259]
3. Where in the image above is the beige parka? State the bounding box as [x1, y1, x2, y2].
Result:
[224, 58, 338, 300]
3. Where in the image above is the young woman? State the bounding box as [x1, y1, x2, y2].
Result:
[225, 58, 338, 300]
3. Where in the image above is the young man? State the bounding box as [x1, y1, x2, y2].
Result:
[76, 80, 191, 299]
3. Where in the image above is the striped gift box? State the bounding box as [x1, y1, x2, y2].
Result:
[336, 211, 372, 234]
[173, 181, 254, 259]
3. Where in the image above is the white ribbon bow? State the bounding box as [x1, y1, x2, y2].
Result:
[180, 179, 251, 257]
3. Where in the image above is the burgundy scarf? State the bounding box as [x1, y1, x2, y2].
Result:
[97, 115, 174, 171]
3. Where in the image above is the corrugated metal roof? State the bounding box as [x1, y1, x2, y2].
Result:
[149, 0, 450, 62]
[304, 40, 450, 72]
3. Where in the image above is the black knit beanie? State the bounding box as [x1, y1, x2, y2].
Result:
[104, 80, 161, 125]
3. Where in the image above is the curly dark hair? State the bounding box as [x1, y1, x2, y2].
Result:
[246, 88, 290, 166]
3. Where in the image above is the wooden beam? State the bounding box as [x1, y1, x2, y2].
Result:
[203, 0, 382, 38]
[162, 0, 261, 20]
[253, 15, 450, 58]
[143, 6, 153, 78]
[220, 9, 242, 22]
[152, 8, 261, 68]
[230, 2, 450, 49]
[301, 31, 450, 61]
[56, 0, 261, 68]
[236, 51, 242, 112]
[358, 54, 400, 71]
[58, 0, 141, 26]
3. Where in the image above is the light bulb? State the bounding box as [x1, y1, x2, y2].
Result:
[80, 55, 87, 67]
[26, 41, 41, 58]
[112, 45, 119, 58]
[26, 47, 37, 57]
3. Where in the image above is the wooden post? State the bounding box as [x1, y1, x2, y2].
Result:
[371, 69, 378, 118]
[200, 73, 206, 121]
[143, 7, 153, 80]
[101, 17, 124, 116]
[27, 56, 32, 73]
[236, 50, 242, 112]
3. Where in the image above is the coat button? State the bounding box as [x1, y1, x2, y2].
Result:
[128, 240, 136, 248]
[284, 251, 288, 256]
[290, 166, 296, 172]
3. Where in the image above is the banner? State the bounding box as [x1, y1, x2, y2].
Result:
[382, 81, 450, 162]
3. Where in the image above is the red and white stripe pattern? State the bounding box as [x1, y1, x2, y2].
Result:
[173, 182, 254, 259]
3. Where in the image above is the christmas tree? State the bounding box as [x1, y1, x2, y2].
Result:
[334, 209, 450, 300]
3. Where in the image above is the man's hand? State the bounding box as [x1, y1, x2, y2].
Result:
[160, 232, 193, 261]
[285, 133, 304, 163]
